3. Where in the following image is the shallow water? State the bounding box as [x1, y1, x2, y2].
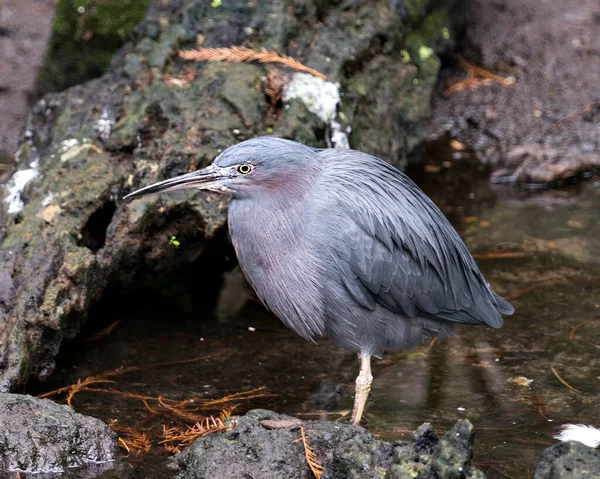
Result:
[31, 141, 600, 478]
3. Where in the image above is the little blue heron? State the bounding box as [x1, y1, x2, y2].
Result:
[125, 136, 514, 425]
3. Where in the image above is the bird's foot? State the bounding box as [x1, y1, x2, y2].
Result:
[350, 355, 373, 426]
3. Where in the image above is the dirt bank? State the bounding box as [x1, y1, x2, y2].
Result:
[429, 0, 600, 186]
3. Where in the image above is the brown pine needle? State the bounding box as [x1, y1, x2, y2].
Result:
[294, 426, 324, 479]
[472, 251, 526, 260]
[219, 406, 237, 422]
[83, 320, 122, 342]
[158, 395, 207, 422]
[445, 58, 514, 96]
[568, 318, 594, 341]
[160, 416, 235, 452]
[457, 58, 515, 87]
[179, 46, 326, 80]
[505, 279, 568, 301]
[546, 102, 598, 133]
[57, 385, 271, 423]
[99, 352, 225, 378]
[38, 352, 224, 402]
[550, 366, 581, 393]
[36, 376, 117, 406]
[109, 422, 151, 455]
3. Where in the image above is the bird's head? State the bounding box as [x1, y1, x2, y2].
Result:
[124, 136, 319, 201]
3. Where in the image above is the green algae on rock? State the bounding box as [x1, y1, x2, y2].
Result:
[36, 0, 150, 96]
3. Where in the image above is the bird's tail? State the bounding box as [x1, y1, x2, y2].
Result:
[492, 292, 514, 315]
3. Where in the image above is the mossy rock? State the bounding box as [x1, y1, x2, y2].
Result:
[35, 0, 150, 96]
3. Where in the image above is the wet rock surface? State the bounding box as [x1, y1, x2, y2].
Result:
[0, 0, 460, 391]
[492, 145, 600, 186]
[428, 0, 600, 186]
[534, 441, 600, 479]
[176, 409, 484, 479]
[0, 393, 117, 476]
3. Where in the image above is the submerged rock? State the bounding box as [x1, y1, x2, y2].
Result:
[176, 409, 484, 479]
[534, 441, 600, 479]
[0, 393, 117, 476]
[491, 145, 600, 186]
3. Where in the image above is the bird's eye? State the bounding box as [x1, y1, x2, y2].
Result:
[237, 164, 252, 174]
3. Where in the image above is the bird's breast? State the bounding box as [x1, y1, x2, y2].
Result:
[227, 199, 326, 339]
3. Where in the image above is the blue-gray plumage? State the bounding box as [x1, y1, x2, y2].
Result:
[125, 136, 514, 425]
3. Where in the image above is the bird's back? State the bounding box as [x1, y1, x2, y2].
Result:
[306, 148, 513, 355]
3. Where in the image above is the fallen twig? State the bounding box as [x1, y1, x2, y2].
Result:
[426, 337, 438, 351]
[179, 46, 326, 80]
[505, 279, 568, 301]
[546, 102, 598, 133]
[569, 318, 594, 341]
[83, 320, 122, 342]
[472, 251, 526, 260]
[550, 366, 580, 393]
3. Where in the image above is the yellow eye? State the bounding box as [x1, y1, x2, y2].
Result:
[237, 164, 252, 174]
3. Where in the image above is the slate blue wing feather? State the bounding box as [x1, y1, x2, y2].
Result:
[317, 149, 514, 329]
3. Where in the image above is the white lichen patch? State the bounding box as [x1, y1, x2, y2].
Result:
[555, 424, 600, 448]
[95, 108, 114, 142]
[60, 138, 79, 151]
[3, 159, 40, 214]
[283, 72, 350, 148]
[59, 139, 103, 163]
[330, 121, 351, 149]
[60, 138, 81, 163]
[42, 193, 56, 206]
[284, 73, 340, 123]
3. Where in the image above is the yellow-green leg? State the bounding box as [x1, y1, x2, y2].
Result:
[350, 355, 372, 425]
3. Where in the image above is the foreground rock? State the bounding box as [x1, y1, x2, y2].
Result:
[176, 409, 484, 479]
[0, 393, 117, 476]
[534, 441, 600, 479]
[0, 0, 460, 391]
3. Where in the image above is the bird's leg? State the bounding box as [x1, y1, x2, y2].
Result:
[350, 354, 372, 425]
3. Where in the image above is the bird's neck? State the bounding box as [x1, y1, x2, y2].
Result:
[227, 184, 326, 339]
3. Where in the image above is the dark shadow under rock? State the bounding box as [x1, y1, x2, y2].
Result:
[176, 409, 484, 479]
[0, 393, 117, 476]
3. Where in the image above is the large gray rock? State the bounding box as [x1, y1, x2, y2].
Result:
[0, 393, 117, 476]
[0, 0, 461, 391]
[176, 409, 484, 479]
[534, 441, 600, 479]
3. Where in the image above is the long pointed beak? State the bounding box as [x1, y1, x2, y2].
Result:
[123, 164, 223, 201]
